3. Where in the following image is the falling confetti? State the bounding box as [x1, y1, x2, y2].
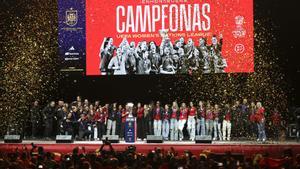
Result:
[1, 1, 59, 135]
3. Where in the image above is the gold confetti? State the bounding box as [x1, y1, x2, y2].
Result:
[0, 1, 58, 135]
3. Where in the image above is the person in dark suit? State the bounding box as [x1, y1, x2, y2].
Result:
[62, 106, 73, 135]
[143, 104, 152, 137]
[56, 100, 65, 135]
[231, 100, 242, 138]
[115, 104, 123, 138]
[42, 101, 56, 140]
[30, 100, 41, 139]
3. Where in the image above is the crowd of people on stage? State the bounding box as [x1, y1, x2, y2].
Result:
[99, 32, 227, 75]
[26, 96, 284, 142]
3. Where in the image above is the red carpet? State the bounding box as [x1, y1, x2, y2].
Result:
[1, 141, 300, 157]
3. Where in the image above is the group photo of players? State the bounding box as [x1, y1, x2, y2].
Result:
[99, 31, 227, 75]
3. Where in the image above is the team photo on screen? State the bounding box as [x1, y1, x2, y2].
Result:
[98, 32, 227, 75]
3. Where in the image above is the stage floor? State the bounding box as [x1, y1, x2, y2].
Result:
[1, 140, 300, 157]
[1, 140, 299, 145]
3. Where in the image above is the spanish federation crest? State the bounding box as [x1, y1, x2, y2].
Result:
[65, 8, 78, 26]
[232, 15, 246, 38]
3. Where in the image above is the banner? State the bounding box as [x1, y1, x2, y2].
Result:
[125, 117, 136, 143]
[60, 0, 254, 75]
[58, 0, 86, 72]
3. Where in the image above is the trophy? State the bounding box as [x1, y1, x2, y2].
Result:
[159, 29, 169, 39]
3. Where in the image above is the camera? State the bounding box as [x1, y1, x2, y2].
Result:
[104, 137, 111, 145]
[217, 162, 223, 166]
[127, 145, 136, 153]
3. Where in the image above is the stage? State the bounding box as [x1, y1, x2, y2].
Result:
[1, 140, 300, 157]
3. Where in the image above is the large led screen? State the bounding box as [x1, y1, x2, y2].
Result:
[59, 0, 254, 75]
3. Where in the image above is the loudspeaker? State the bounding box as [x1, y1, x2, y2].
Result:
[56, 135, 73, 143]
[288, 124, 297, 137]
[195, 135, 212, 143]
[146, 135, 163, 143]
[102, 135, 119, 143]
[4, 135, 22, 143]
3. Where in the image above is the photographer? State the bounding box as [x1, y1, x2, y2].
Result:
[99, 137, 115, 157]
[78, 113, 93, 140]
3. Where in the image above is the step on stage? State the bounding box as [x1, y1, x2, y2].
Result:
[1, 140, 300, 157]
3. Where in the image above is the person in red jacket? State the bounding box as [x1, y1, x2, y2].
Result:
[94, 107, 106, 140]
[196, 101, 206, 136]
[178, 103, 188, 141]
[162, 104, 171, 140]
[136, 103, 145, 141]
[213, 104, 222, 140]
[271, 108, 281, 141]
[255, 102, 267, 142]
[153, 101, 163, 136]
[205, 102, 214, 136]
[222, 104, 232, 141]
[259, 153, 288, 169]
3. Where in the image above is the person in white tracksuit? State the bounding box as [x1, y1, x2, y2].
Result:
[170, 101, 179, 141]
[187, 102, 196, 141]
[178, 103, 188, 141]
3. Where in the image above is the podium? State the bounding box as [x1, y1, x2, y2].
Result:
[125, 117, 136, 142]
